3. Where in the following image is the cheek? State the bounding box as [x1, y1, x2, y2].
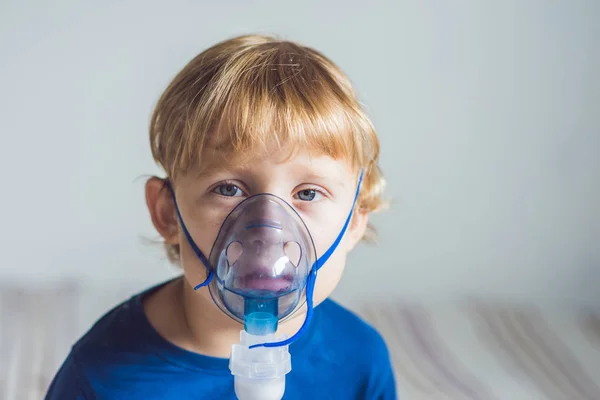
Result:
[312, 250, 347, 305]
[179, 236, 211, 285]
[178, 206, 229, 274]
[303, 206, 353, 305]
[303, 204, 352, 258]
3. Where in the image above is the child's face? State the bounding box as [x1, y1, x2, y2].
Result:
[147, 145, 368, 316]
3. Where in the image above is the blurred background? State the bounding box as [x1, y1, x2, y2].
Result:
[1, 1, 599, 399]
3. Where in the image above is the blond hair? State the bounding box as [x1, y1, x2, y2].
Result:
[149, 34, 386, 262]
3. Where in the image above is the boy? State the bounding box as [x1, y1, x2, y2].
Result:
[45, 34, 396, 399]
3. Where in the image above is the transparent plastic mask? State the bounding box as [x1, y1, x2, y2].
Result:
[207, 194, 317, 333]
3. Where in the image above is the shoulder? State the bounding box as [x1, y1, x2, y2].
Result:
[44, 351, 92, 399]
[311, 299, 397, 398]
[317, 299, 389, 348]
[72, 278, 176, 360]
[45, 282, 169, 398]
[45, 296, 138, 399]
[315, 299, 391, 363]
[73, 293, 145, 358]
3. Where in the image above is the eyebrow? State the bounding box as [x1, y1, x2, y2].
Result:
[191, 163, 240, 180]
[299, 170, 348, 189]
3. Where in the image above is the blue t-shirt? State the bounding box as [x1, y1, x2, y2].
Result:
[45, 279, 397, 399]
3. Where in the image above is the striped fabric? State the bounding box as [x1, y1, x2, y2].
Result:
[359, 302, 600, 400]
[1, 284, 599, 400]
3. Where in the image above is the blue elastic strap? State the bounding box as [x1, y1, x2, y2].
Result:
[166, 181, 213, 289]
[315, 169, 364, 271]
[249, 169, 365, 349]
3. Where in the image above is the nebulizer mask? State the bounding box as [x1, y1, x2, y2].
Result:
[169, 170, 363, 400]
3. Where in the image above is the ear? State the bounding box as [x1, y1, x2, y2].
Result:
[145, 177, 180, 245]
[345, 209, 369, 252]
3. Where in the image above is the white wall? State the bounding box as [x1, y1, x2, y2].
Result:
[1, 0, 598, 306]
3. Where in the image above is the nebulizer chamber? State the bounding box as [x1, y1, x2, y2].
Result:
[207, 195, 316, 400]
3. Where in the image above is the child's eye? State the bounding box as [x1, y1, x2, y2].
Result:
[295, 189, 323, 202]
[214, 183, 244, 197]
